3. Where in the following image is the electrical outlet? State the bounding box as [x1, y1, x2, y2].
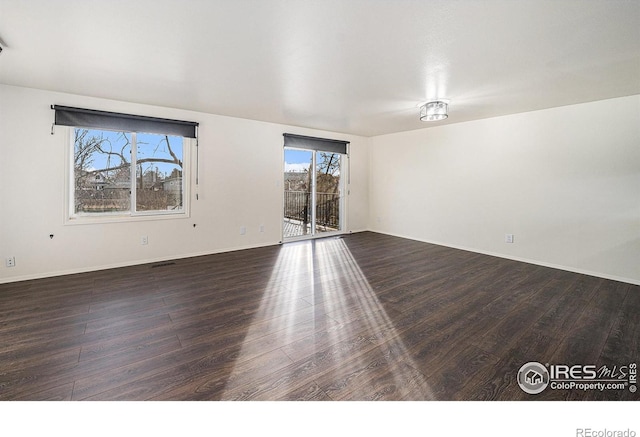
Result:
[6, 257, 15, 267]
[240, 226, 246, 235]
[505, 234, 514, 243]
[259, 224, 265, 233]
[141, 236, 148, 245]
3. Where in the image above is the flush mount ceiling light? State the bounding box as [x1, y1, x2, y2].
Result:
[420, 100, 448, 122]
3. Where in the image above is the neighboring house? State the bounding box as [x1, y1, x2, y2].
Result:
[284, 171, 309, 191]
[162, 177, 182, 195]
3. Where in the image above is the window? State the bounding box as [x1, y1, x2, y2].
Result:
[53, 105, 198, 221]
[72, 129, 186, 217]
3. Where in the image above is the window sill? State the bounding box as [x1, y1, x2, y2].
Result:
[65, 211, 190, 226]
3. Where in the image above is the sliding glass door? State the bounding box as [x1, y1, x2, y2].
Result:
[283, 148, 313, 239]
[283, 147, 344, 240]
[315, 151, 342, 235]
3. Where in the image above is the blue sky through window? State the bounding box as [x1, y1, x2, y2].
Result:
[284, 148, 312, 172]
[78, 129, 182, 177]
[284, 148, 341, 174]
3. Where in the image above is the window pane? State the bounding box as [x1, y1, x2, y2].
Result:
[135, 133, 183, 212]
[74, 129, 131, 214]
[283, 148, 313, 238]
[316, 152, 341, 233]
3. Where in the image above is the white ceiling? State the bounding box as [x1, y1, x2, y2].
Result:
[1, 0, 639, 136]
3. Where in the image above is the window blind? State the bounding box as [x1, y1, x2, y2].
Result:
[52, 105, 199, 138]
[283, 133, 348, 154]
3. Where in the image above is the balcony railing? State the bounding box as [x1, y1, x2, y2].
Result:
[284, 191, 340, 237]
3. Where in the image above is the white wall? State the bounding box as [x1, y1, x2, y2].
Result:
[370, 95, 640, 285]
[0, 84, 370, 283]
[2, 85, 638, 285]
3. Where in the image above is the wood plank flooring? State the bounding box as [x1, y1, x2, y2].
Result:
[0, 232, 638, 401]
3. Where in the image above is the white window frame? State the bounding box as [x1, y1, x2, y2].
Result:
[65, 127, 192, 225]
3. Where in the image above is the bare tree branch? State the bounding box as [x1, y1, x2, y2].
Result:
[78, 158, 180, 175]
[164, 135, 182, 167]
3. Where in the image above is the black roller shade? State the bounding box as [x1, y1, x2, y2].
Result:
[283, 133, 348, 154]
[52, 105, 199, 138]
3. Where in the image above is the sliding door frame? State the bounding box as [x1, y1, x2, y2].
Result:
[282, 146, 348, 242]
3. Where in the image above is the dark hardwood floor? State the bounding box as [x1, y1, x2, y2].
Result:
[0, 232, 638, 401]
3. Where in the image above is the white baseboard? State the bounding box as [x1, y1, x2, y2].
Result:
[0, 241, 281, 285]
[368, 229, 640, 286]
[3, 230, 637, 286]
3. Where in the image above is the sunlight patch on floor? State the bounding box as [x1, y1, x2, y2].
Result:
[220, 237, 434, 400]
[312, 238, 434, 400]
